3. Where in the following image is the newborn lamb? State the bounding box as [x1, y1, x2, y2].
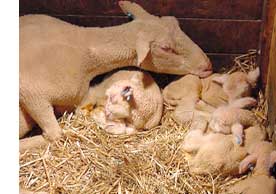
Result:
[162, 68, 259, 130]
[182, 126, 266, 176]
[222, 141, 276, 194]
[88, 71, 163, 135]
[212, 67, 260, 102]
[163, 74, 227, 130]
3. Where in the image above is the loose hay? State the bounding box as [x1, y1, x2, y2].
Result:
[20, 50, 267, 194]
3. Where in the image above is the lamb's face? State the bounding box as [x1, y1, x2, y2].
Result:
[223, 72, 251, 101]
[212, 68, 260, 102]
[105, 82, 132, 120]
[105, 76, 143, 120]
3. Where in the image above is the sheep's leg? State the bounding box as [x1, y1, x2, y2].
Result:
[239, 153, 258, 174]
[125, 125, 137, 135]
[269, 151, 276, 177]
[194, 100, 216, 113]
[21, 99, 63, 150]
[231, 123, 244, 145]
[104, 122, 127, 135]
[269, 151, 276, 167]
[19, 135, 48, 153]
[19, 106, 34, 138]
[229, 97, 257, 109]
[20, 188, 48, 194]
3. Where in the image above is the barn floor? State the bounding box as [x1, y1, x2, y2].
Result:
[19, 50, 268, 194]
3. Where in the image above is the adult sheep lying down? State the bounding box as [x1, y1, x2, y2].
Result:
[19, 1, 212, 152]
[80, 70, 163, 135]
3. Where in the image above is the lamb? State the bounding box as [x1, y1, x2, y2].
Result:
[162, 74, 227, 130]
[239, 141, 276, 175]
[221, 141, 276, 194]
[78, 70, 157, 109]
[162, 68, 259, 131]
[212, 67, 260, 102]
[88, 71, 163, 134]
[221, 174, 276, 194]
[19, 1, 212, 152]
[209, 97, 258, 145]
[182, 126, 266, 176]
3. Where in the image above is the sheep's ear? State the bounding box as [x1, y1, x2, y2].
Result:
[136, 33, 151, 67]
[118, 1, 155, 20]
[212, 74, 229, 85]
[130, 73, 143, 86]
[247, 67, 260, 87]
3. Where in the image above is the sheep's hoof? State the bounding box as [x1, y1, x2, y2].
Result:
[127, 12, 135, 20]
[235, 136, 243, 145]
[248, 163, 255, 171]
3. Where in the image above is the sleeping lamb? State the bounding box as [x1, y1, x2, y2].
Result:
[83, 71, 163, 135]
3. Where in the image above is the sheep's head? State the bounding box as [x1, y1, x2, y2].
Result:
[212, 68, 260, 102]
[105, 73, 143, 120]
[119, 1, 212, 78]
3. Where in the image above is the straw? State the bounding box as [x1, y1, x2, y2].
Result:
[20, 50, 266, 194]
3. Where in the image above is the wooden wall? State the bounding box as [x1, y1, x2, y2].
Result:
[267, 13, 276, 142]
[19, 0, 265, 72]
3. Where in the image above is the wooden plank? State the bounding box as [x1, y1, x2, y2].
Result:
[259, 0, 276, 89]
[266, 13, 276, 142]
[35, 15, 261, 54]
[207, 53, 238, 71]
[179, 19, 261, 54]
[19, 0, 263, 20]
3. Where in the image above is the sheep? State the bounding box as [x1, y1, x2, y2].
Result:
[86, 71, 163, 135]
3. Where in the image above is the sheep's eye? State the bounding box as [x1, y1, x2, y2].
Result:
[121, 86, 131, 96]
[160, 46, 176, 54]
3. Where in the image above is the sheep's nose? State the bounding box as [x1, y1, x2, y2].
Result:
[206, 61, 212, 71]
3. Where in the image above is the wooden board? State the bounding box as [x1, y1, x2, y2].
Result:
[259, 0, 276, 88]
[37, 15, 261, 54]
[266, 13, 276, 142]
[19, 0, 263, 19]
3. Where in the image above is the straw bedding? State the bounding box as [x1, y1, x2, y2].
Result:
[19, 50, 268, 194]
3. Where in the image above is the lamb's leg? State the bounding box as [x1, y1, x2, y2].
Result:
[231, 123, 244, 145]
[20, 135, 48, 153]
[20, 99, 63, 150]
[239, 153, 258, 174]
[20, 188, 48, 194]
[105, 123, 127, 135]
[125, 125, 137, 134]
[229, 97, 257, 109]
[194, 100, 216, 113]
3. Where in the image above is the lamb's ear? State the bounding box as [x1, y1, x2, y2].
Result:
[136, 33, 151, 67]
[247, 67, 260, 87]
[130, 73, 143, 86]
[212, 74, 229, 85]
[118, 1, 155, 20]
